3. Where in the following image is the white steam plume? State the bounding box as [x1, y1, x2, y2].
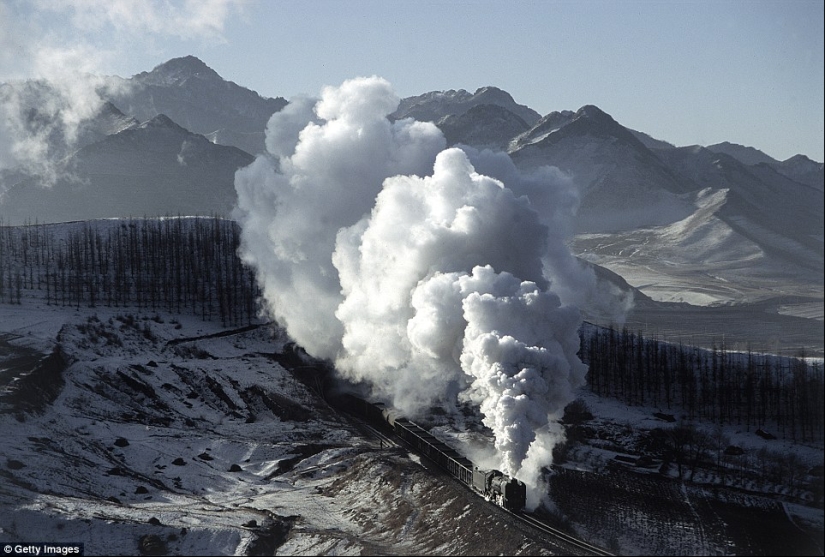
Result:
[234, 77, 615, 508]
[234, 77, 445, 357]
[459, 146, 634, 324]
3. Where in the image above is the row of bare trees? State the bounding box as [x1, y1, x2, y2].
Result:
[3, 219, 821, 444]
[581, 325, 824, 443]
[0, 216, 260, 327]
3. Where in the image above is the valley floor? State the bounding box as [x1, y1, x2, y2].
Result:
[620, 297, 825, 359]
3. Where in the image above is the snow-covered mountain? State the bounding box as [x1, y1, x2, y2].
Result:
[70, 101, 141, 153]
[0, 57, 822, 557]
[0, 114, 253, 224]
[3, 288, 566, 555]
[391, 86, 541, 127]
[0, 56, 821, 322]
[427, 99, 823, 314]
[103, 56, 287, 156]
[0, 81, 139, 164]
[508, 105, 698, 233]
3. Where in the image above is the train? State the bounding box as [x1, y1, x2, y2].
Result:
[336, 393, 527, 512]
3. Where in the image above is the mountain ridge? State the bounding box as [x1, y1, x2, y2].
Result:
[0, 56, 820, 316]
[103, 55, 288, 155]
[392, 85, 542, 127]
[0, 111, 253, 224]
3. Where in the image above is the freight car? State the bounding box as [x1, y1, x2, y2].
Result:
[337, 393, 526, 512]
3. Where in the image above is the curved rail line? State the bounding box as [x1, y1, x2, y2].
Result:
[516, 511, 614, 556]
[337, 394, 614, 556]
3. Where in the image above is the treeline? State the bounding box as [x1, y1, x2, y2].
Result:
[581, 324, 824, 443]
[0, 216, 260, 327]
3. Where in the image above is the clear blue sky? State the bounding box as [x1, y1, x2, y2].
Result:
[2, 0, 823, 162]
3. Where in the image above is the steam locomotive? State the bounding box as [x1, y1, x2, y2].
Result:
[337, 393, 526, 512]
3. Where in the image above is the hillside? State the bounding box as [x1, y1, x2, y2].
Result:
[0, 218, 822, 556]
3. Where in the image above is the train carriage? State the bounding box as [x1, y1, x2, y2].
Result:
[337, 393, 526, 512]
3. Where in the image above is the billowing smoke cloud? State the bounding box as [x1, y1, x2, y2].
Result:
[234, 77, 445, 358]
[0, 0, 246, 185]
[461, 147, 634, 325]
[234, 76, 623, 508]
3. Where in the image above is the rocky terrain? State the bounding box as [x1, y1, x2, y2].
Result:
[0, 283, 821, 555]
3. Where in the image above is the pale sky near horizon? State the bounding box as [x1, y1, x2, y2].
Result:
[2, 0, 823, 162]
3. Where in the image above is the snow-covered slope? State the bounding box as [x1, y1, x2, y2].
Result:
[0, 218, 589, 556]
[70, 101, 140, 153]
[0, 82, 138, 165]
[2, 304, 573, 555]
[1, 219, 821, 556]
[469, 104, 825, 313]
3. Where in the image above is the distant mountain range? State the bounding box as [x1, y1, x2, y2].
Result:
[0, 109, 252, 224]
[391, 87, 823, 316]
[104, 55, 288, 156]
[0, 56, 821, 336]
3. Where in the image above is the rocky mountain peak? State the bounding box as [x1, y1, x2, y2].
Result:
[517, 110, 576, 141]
[138, 113, 187, 132]
[564, 104, 649, 149]
[782, 153, 819, 166]
[393, 86, 540, 126]
[106, 56, 287, 155]
[473, 86, 517, 105]
[773, 153, 825, 190]
[137, 55, 221, 86]
[706, 142, 778, 166]
[574, 104, 612, 124]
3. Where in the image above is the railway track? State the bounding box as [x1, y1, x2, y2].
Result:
[386, 420, 614, 555]
[516, 511, 614, 556]
[341, 400, 613, 556]
[359, 420, 398, 449]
